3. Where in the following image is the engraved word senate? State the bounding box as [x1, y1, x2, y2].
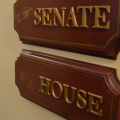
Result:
[34, 6, 110, 29]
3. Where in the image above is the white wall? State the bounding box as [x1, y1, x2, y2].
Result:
[0, 0, 120, 120]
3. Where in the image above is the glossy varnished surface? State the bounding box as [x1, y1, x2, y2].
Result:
[14, 0, 120, 59]
[15, 50, 120, 120]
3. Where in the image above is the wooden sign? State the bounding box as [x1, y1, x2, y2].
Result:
[15, 49, 120, 120]
[14, 0, 120, 59]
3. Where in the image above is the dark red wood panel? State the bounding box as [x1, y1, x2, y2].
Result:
[15, 50, 120, 120]
[14, 0, 120, 59]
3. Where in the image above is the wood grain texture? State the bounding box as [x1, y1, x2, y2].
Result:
[15, 49, 120, 120]
[14, 0, 120, 59]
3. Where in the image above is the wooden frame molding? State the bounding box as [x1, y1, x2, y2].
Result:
[15, 49, 120, 120]
[14, 0, 120, 59]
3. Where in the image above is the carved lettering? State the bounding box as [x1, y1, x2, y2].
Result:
[39, 76, 51, 95]
[53, 7, 66, 27]
[39, 76, 103, 117]
[77, 6, 93, 28]
[63, 84, 77, 104]
[92, 6, 110, 29]
[34, 8, 41, 25]
[87, 92, 103, 117]
[34, 6, 110, 29]
[41, 8, 52, 26]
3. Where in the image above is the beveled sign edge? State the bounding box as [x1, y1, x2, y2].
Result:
[14, 0, 120, 60]
[15, 49, 120, 120]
